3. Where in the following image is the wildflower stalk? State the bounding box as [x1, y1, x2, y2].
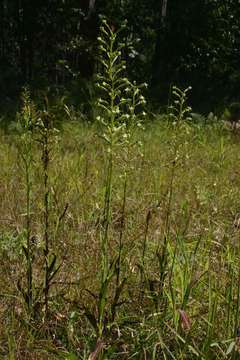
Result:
[36, 100, 60, 321]
[165, 86, 192, 237]
[157, 86, 192, 308]
[17, 88, 37, 315]
[93, 18, 146, 338]
[42, 111, 51, 318]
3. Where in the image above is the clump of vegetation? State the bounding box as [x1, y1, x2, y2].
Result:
[224, 102, 240, 129]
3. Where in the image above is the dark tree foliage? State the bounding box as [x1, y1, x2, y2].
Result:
[0, 0, 240, 112]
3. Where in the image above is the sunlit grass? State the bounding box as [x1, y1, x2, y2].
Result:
[1, 118, 240, 358]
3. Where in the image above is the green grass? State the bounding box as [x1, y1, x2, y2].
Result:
[1, 118, 240, 359]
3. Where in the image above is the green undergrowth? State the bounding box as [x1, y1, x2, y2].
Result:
[1, 117, 240, 359]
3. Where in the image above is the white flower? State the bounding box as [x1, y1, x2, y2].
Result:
[113, 107, 120, 114]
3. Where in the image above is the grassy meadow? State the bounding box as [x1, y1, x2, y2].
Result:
[1, 116, 240, 359]
[1, 19, 240, 360]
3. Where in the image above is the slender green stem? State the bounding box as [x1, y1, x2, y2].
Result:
[42, 121, 50, 319]
[25, 158, 33, 311]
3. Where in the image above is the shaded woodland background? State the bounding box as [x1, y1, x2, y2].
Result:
[1, 0, 240, 113]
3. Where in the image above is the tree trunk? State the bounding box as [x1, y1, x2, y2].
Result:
[151, 0, 169, 99]
[162, 0, 168, 21]
[86, 0, 96, 19]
